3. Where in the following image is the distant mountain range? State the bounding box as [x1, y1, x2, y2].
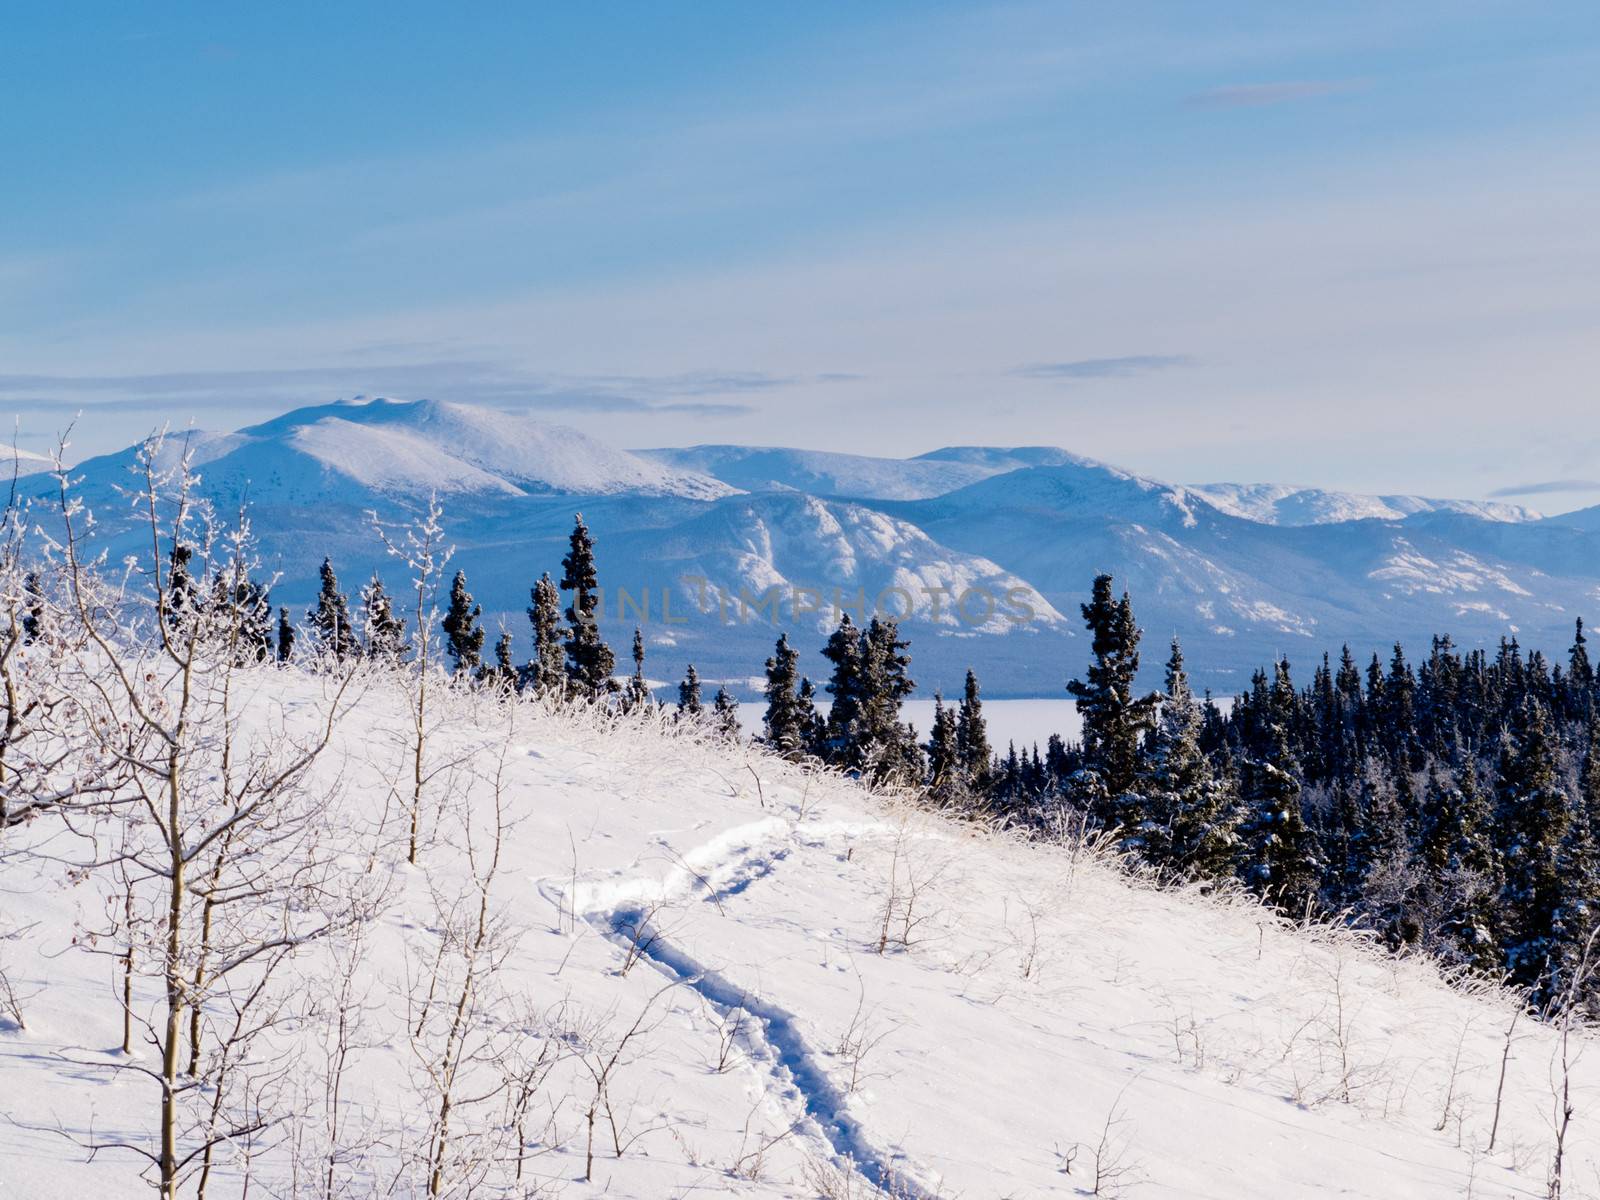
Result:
[22, 397, 1600, 699]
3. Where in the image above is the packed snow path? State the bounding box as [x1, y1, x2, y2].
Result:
[546, 812, 942, 1197]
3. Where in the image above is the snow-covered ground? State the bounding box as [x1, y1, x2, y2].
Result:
[3, 665, 1597, 1198]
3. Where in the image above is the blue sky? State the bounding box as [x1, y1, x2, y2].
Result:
[3, 3, 1598, 505]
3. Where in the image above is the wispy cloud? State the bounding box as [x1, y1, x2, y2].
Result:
[1186, 79, 1366, 109]
[1489, 479, 1600, 498]
[1013, 355, 1195, 381]
[0, 361, 850, 420]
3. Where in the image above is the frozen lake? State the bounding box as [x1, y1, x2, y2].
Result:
[735, 696, 1083, 751]
[901, 698, 1081, 750]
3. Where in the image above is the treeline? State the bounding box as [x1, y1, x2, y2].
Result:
[183, 513, 1600, 1012]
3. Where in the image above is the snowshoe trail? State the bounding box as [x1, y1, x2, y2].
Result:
[543, 814, 943, 1199]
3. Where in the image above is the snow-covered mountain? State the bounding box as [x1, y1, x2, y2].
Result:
[1188, 481, 1540, 526]
[24, 398, 1600, 696]
[3, 663, 1590, 1198]
[636, 445, 996, 500]
[887, 459, 1600, 686]
[1, 446, 54, 479]
[637, 444, 1097, 501]
[135, 398, 737, 502]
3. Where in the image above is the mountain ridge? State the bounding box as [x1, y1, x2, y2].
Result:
[22, 398, 1600, 697]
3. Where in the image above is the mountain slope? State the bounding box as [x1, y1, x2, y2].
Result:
[638, 444, 1104, 501]
[1, 446, 55, 479]
[1, 664, 1587, 1198]
[636, 445, 998, 500]
[891, 461, 1600, 686]
[102, 398, 738, 503]
[1189, 481, 1539, 526]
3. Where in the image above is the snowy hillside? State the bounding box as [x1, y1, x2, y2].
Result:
[636, 445, 1000, 500]
[4, 662, 1597, 1199]
[2, 445, 56, 479]
[75, 399, 736, 503]
[1189, 481, 1540, 526]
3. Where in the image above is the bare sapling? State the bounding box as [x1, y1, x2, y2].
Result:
[405, 721, 527, 1198]
[371, 495, 454, 867]
[1488, 1003, 1523, 1153]
[1545, 928, 1600, 1200]
[43, 435, 366, 1199]
[572, 984, 677, 1181]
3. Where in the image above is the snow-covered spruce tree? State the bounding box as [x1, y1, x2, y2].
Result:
[1417, 759, 1503, 973]
[441, 569, 484, 677]
[820, 613, 864, 764]
[1236, 721, 1321, 915]
[625, 627, 652, 711]
[165, 541, 204, 629]
[712, 686, 741, 742]
[19, 568, 46, 644]
[487, 628, 518, 690]
[677, 663, 704, 718]
[1144, 638, 1238, 881]
[956, 668, 992, 797]
[208, 551, 274, 666]
[275, 605, 294, 663]
[560, 513, 615, 697]
[1495, 698, 1572, 999]
[524, 570, 565, 697]
[1065, 574, 1159, 836]
[762, 632, 810, 761]
[1352, 754, 1423, 949]
[849, 617, 920, 784]
[797, 676, 824, 754]
[1567, 618, 1595, 723]
[360, 573, 406, 661]
[308, 557, 359, 662]
[924, 693, 966, 807]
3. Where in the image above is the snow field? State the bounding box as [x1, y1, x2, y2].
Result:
[2, 664, 1598, 1198]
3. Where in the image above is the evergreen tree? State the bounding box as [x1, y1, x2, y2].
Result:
[956, 669, 992, 795]
[1496, 699, 1572, 997]
[677, 664, 704, 718]
[820, 615, 865, 762]
[925, 693, 963, 803]
[854, 617, 919, 783]
[276, 606, 294, 663]
[1418, 761, 1502, 973]
[441, 570, 485, 676]
[1145, 638, 1237, 880]
[307, 558, 358, 661]
[1237, 722, 1320, 915]
[712, 686, 741, 742]
[20, 571, 44, 643]
[1568, 618, 1595, 722]
[762, 633, 808, 760]
[525, 572, 566, 696]
[211, 565, 273, 664]
[361, 574, 406, 660]
[1065, 574, 1159, 830]
[1352, 755, 1422, 948]
[488, 630, 518, 690]
[625, 628, 652, 711]
[560, 514, 615, 695]
[797, 677, 824, 754]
